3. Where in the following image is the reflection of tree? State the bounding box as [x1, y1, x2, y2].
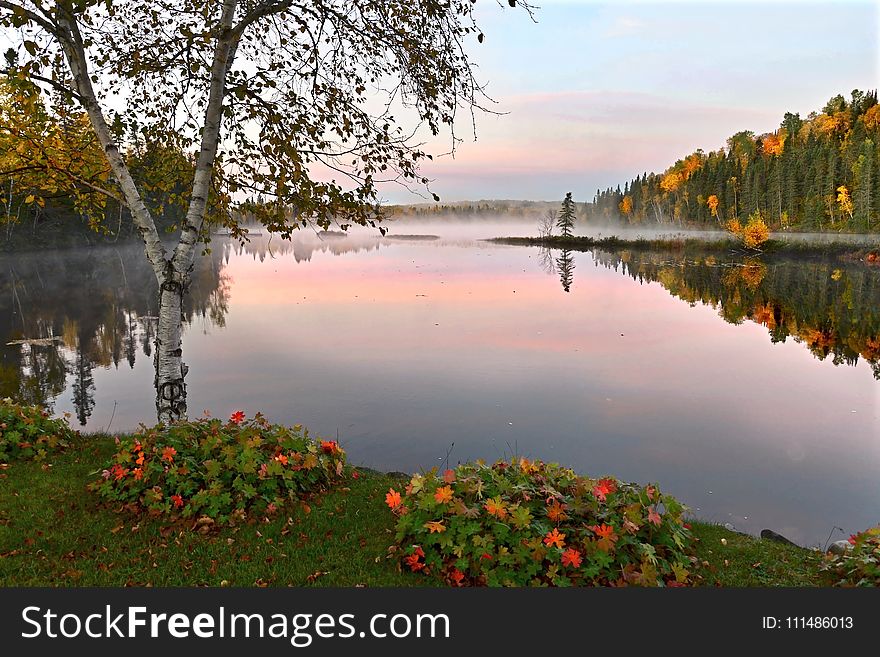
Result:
[0, 242, 230, 411]
[221, 230, 383, 264]
[537, 246, 556, 275]
[589, 248, 880, 378]
[71, 343, 95, 426]
[556, 249, 575, 292]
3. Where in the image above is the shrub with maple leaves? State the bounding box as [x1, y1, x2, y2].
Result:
[0, 398, 75, 462]
[90, 412, 346, 523]
[388, 458, 694, 587]
[821, 526, 880, 586]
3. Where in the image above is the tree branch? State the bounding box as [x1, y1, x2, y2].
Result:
[0, 66, 84, 102]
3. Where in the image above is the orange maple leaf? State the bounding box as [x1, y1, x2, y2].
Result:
[546, 499, 568, 523]
[443, 469, 456, 483]
[591, 523, 618, 551]
[385, 488, 402, 509]
[543, 528, 566, 549]
[647, 506, 662, 526]
[423, 521, 446, 533]
[434, 485, 454, 504]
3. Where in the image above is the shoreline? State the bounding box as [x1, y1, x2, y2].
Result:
[488, 235, 880, 261]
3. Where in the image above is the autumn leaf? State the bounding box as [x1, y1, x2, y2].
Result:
[484, 496, 507, 518]
[647, 506, 662, 527]
[592, 477, 617, 502]
[423, 521, 446, 533]
[561, 548, 582, 568]
[543, 528, 565, 549]
[385, 488, 402, 509]
[434, 485, 454, 504]
[443, 469, 456, 483]
[546, 499, 568, 523]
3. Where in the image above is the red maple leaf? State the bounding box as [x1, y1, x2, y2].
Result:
[592, 477, 617, 502]
[561, 548, 582, 568]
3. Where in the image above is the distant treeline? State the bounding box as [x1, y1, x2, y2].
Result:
[587, 90, 880, 232]
[386, 199, 585, 219]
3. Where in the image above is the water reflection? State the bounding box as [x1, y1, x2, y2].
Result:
[584, 249, 880, 379]
[0, 244, 230, 422]
[1, 226, 877, 545]
[556, 249, 575, 293]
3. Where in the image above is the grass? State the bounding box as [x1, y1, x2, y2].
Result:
[688, 522, 822, 587]
[0, 434, 823, 587]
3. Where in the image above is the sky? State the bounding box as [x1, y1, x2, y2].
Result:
[387, 0, 880, 204]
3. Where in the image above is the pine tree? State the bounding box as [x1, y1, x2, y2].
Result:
[556, 192, 576, 238]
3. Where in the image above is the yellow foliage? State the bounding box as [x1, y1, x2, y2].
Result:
[742, 215, 770, 249]
[707, 194, 719, 217]
[618, 195, 633, 215]
[815, 111, 850, 137]
[725, 218, 742, 235]
[660, 171, 683, 193]
[740, 260, 767, 288]
[836, 185, 854, 218]
[864, 105, 880, 131]
[0, 75, 111, 225]
[681, 153, 703, 178]
[762, 131, 786, 156]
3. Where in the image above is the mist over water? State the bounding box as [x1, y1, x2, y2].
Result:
[2, 217, 878, 546]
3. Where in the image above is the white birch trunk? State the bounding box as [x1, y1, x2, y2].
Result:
[155, 279, 188, 422]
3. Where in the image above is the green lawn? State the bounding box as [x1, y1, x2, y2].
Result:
[0, 435, 822, 587]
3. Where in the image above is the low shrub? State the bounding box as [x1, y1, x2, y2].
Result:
[387, 458, 694, 587]
[726, 210, 771, 250]
[0, 398, 74, 462]
[821, 526, 880, 586]
[89, 412, 346, 523]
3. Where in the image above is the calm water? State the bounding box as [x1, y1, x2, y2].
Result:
[2, 219, 878, 546]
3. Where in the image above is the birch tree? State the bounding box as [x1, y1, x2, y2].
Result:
[0, 0, 532, 422]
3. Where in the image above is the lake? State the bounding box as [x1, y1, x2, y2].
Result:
[2, 218, 878, 547]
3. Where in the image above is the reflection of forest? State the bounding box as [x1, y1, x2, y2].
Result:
[0, 233, 386, 423]
[223, 230, 382, 263]
[0, 243, 229, 423]
[590, 249, 880, 379]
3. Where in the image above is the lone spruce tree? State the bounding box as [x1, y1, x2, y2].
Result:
[556, 192, 576, 238]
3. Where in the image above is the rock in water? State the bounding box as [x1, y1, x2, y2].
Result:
[760, 529, 800, 547]
[827, 540, 853, 556]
